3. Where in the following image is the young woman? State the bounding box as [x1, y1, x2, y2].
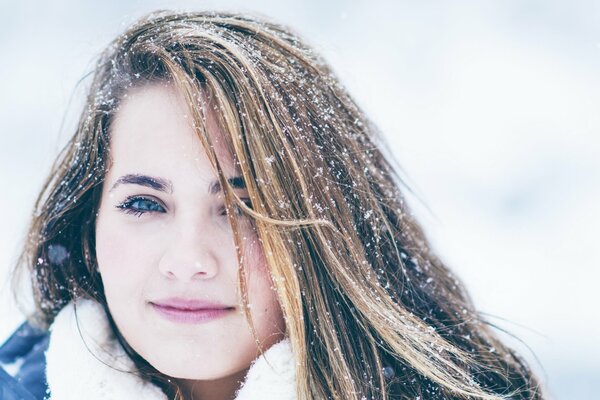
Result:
[0, 10, 544, 400]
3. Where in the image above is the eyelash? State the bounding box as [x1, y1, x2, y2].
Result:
[115, 196, 253, 218]
[219, 200, 253, 218]
[116, 196, 165, 218]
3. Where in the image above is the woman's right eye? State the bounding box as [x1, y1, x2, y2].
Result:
[115, 196, 166, 218]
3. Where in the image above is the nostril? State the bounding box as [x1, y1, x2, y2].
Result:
[193, 261, 209, 274]
[158, 249, 218, 280]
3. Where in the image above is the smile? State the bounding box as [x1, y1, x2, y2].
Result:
[150, 298, 235, 324]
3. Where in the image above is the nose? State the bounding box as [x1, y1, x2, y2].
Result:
[158, 223, 219, 281]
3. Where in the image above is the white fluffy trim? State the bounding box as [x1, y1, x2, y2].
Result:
[45, 300, 296, 399]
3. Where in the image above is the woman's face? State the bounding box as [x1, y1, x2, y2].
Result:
[95, 83, 285, 381]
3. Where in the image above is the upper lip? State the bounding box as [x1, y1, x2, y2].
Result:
[150, 297, 234, 310]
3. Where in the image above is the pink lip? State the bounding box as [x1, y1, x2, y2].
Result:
[150, 297, 235, 324]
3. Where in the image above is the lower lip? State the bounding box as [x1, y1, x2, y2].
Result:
[150, 303, 234, 324]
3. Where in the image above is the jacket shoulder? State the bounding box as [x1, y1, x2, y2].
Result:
[0, 321, 49, 400]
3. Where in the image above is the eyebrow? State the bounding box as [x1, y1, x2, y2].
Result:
[110, 174, 173, 193]
[208, 176, 246, 194]
[109, 173, 245, 194]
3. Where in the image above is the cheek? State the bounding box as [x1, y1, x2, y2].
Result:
[244, 237, 286, 337]
[95, 212, 157, 297]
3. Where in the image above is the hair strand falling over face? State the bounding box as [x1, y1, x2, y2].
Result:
[14, 10, 544, 400]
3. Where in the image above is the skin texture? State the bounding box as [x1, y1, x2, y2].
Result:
[95, 83, 286, 399]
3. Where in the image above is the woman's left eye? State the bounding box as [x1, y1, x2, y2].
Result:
[116, 196, 165, 218]
[220, 200, 252, 218]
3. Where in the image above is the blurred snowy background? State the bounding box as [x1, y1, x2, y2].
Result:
[1, 1, 598, 398]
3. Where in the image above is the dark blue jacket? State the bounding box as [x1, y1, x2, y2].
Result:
[0, 322, 49, 400]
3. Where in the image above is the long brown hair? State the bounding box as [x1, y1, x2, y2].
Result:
[14, 10, 544, 399]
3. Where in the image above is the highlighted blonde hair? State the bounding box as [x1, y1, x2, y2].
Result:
[16, 10, 543, 399]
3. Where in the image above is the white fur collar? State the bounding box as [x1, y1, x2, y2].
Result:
[45, 300, 296, 399]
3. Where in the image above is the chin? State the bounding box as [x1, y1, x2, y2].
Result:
[143, 346, 249, 381]
[154, 360, 245, 381]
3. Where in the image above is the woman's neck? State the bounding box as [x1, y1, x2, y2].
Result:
[176, 368, 248, 400]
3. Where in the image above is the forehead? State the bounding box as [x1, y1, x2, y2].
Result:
[108, 82, 236, 173]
